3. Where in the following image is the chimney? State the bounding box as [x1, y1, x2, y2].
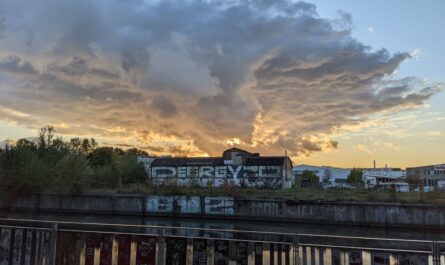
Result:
[373, 160, 376, 169]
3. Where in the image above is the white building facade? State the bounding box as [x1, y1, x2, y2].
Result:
[292, 165, 351, 187]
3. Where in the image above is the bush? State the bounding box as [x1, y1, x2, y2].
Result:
[54, 155, 90, 193]
[347, 168, 364, 186]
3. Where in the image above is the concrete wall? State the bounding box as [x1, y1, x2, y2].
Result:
[3, 194, 445, 229]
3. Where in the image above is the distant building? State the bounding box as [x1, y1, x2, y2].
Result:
[406, 164, 445, 189]
[292, 165, 351, 187]
[362, 168, 406, 188]
[149, 148, 293, 189]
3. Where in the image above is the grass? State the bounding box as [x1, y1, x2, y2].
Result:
[85, 184, 445, 204]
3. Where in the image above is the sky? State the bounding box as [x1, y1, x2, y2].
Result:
[0, 0, 444, 168]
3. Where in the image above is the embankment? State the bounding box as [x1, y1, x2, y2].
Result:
[1, 193, 444, 229]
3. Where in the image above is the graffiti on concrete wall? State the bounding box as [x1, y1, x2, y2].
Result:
[214, 240, 229, 265]
[151, 165, 287, 189]
[397, 254, 428, 265]
[371, 252, 389, 265]
[193, 239, 207, 265]
[146, 196, 201, 214]
[204, 197, 234, 215]
[145, 196, 235, 216]
[166, 238, 187, 265]
[0, 228, 11, 264]
[136, 236, 156, 265]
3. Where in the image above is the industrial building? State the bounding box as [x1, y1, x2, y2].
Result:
[406, 164, 445, 189]
[148, 148, 294, 189]
[292, 165, 351, 187]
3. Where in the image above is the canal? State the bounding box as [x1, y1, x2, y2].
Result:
[0, 211, 444, 265]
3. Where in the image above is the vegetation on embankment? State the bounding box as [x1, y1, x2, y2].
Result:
[0, 126, 147, 203]
[85, 183, 445, 204]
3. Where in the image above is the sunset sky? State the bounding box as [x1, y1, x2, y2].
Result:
[0, 0, 444, 168]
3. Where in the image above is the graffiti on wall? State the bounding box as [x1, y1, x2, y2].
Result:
[146, 196, 201, 214]
[166, 238, 187, 265]
[214, 240, 229, 265]
[193, 239, 207, 265]
[204, 197, 235, 215]
[151, 165, 288, 189]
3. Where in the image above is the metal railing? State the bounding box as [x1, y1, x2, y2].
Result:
[0, 218, 444, 265]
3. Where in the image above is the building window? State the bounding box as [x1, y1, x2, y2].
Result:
[156, 169, 173, 175]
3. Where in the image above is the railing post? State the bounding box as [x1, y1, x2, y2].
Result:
[432, 241, 440, 265]
[293, 233, 299, 265]
[48, 222, 58, 265]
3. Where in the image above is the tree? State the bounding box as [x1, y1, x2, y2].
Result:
[347, 168, 364, 186]
[17, 152, 52, 193]
[301, 170, 320, 188]
[125, 148, 148, 156]
[89, 147, 118, 167]
[37, 126, 55, 151]
[323, 169, 332, 184]
[407, 175, 422, 191]
[116, 154, 147, 185]
[54, 155, 90, 193]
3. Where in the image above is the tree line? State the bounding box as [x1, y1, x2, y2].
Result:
[0, 126, 148, 199]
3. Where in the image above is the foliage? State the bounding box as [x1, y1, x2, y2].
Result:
[54, 155, 90, 193]
[300, 170, 320, 187]
[0, 126, 148, 201]
[406, 175, 422, 191]
[116, 154, 147, 185]
[347, 168, 364, 186]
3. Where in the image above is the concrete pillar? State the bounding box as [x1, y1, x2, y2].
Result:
[323, 248, 331, 265]
[130, 238, 136, 265]
[186, 238, 193, 265]
[306, 247, 311, 265]
[339, 250, 347, 265]
[111, 235, 118, 265]
[207, 240, 214, 265]
[314, 248, 319, 265]
[389, 253, 398, 265]
[263, 243, 270, 265]
[228, 241, 236, 265]
[298, 246, 304, 265]
[94, 242, 101, 265]
[362, 251, 371, 265]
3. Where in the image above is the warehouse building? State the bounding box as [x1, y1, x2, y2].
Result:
[292, 165, 351, 187]
[149, 148, 294, 189]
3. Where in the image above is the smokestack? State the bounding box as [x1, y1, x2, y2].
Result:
[374, 160, 376, 169]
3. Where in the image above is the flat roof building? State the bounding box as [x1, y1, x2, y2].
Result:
[406, 164, 445, 189]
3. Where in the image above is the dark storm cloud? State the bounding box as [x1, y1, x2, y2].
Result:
[0, 0, 441, 156]
[0, 56, 37, 75]
[150, 96, 178, 118]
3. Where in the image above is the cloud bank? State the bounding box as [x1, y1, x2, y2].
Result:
[0, 0, 441, 157]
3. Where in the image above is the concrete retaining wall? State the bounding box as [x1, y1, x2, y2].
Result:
[3, 194, 445, 229]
